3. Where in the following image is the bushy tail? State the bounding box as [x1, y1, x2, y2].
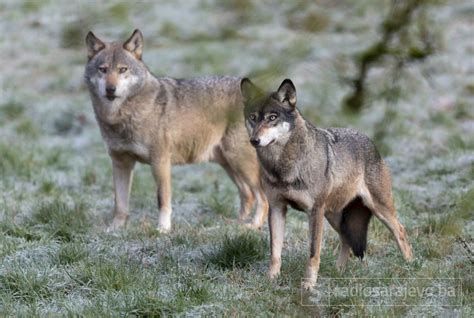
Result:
[340, 197, 372, 259]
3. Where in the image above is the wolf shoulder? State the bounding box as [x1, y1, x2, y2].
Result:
[318, 127, 383, 164]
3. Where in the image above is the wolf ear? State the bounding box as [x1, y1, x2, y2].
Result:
[123, 29, 144, 60]
[241, 78, 259, 102]
[277, 79, 297, 108]
[86, 32, 105, 60]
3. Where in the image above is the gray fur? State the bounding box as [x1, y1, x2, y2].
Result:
[242, 78, 413, 290]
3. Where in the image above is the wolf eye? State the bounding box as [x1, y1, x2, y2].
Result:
[119, 67, 128, 73]
[269, 114, 278, 121]
[249, 114, 257, 121]
[98, 66, 107, 73]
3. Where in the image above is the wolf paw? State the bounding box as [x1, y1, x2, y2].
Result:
[336, 263, 346, 273]
[106, 217, 127, 232]
[157, 209, 172, 233]
[244, 222, 262, 231]
[301, 278, 316, 291]
[267, 267, 280, 280]
[156, 225, 171, 234]
[302, 271, 317, 290]
[156, 218, 171, 234]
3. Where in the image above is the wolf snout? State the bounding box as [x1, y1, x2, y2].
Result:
[250, 137, 260, 146]
[106, 86, 117, 100]
[106, 86, 116, 95]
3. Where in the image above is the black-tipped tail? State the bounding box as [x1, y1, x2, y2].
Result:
[340, 197, 372, 259]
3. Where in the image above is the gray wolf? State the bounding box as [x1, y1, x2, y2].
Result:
[84, 29, 268, 232]
[241, 78, 413, 290]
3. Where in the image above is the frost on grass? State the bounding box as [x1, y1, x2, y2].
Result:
[0, 0, 473, 316]
[205, 231, 268, 270]
[31, 200, 92, 241]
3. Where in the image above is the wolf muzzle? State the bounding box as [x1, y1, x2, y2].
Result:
[250, 137, 260, 146]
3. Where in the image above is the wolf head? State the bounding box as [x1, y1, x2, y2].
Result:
[84, 29, 148, 106]
[241, 78, 298, 147]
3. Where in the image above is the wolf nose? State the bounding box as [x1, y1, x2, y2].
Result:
[250, 138, 260, 146]
[106, 86, 116, 94]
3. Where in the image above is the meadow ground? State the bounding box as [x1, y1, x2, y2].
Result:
[0, 0, 473, 316]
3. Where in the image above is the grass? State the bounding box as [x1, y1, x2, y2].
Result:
[0, 100, 24, 120]
[74, 257, 146, 291]
[200, 186, 236, 218]
[0, 220, 41, 243]
[61, 20, 88, 49]
[175, 275, 212, 306]
[55, 241, 89, 265]
[456, 187, 474, 220]
[0, 0, 472, 316]
[0, 265, 55, 301]
[53, 110, 85, 135]
[424, 213, 463, 236]
[0, 142, 37, 179]
[287, 8, 331, 33]
[109, 2, 130, 21]
[205, 231, 268, 269]
[217, 0, 255, 24]
[82, 169, 97, 186]
[21, 0, 43, 13]
[31, 200, 91, 241]
[15, 118, 40, 138]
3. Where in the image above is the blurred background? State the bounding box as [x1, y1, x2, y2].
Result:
[0, 0, 472, 315]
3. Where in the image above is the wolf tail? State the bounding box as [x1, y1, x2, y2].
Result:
[340, 197, 372, 259]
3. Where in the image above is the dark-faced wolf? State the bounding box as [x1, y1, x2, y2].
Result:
[84, 29, 268, 232]
[241, 78, 413, 290]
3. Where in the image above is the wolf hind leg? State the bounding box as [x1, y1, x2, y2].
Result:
[336, 239, 351, 271]
[365, 164, 413, 261]
[371, 199, 413, 262]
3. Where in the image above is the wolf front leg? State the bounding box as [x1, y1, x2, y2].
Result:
[109, 157, 135, 231]
[302, 204, 325, 290]
[152, 157, 172, 233]
[267, 201, 287, 280]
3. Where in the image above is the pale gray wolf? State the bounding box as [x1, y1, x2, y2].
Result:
[84, 29, 268, 232]
[241, 78, 413, 290]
